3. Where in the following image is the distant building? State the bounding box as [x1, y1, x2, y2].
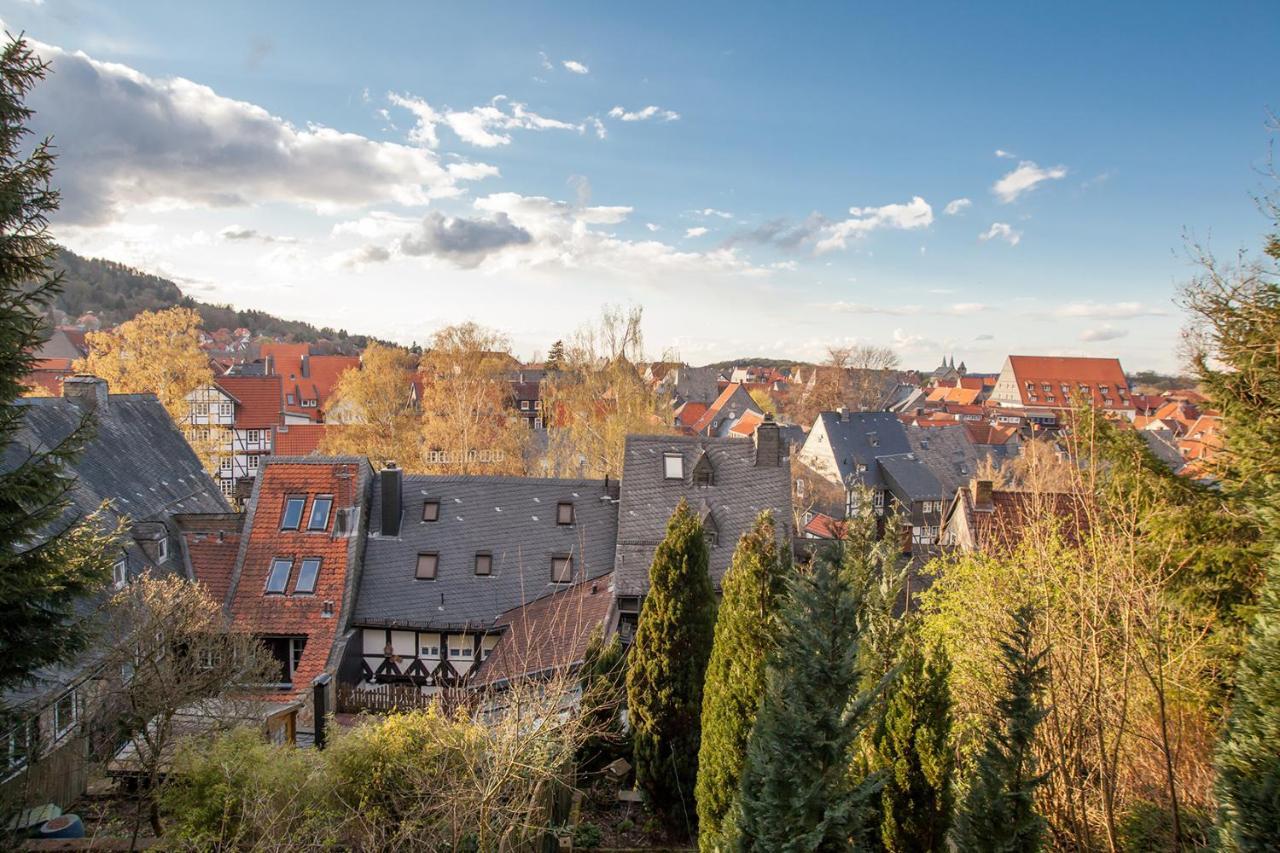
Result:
[989, 355, 1135, 420]
[259, 342, 360, 423]
[185, 375, 285, 499]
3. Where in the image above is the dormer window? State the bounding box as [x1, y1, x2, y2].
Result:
[112, 559, 128, 590]
[551, 555, 573, 584]
[281, 496, 306, 530]
[475, 553, 492, 576]
[663, 453, 684, 480]
[422, 501, 440, 522]
[691, 452, 714, 486]
[295, 558, 321, 594]
[416, 553, 438, 580]
[557, 502, 575, 525]
[308, 496, 333, 531]
[868, 432, 879, 447]
[157, 537, 169, 563]
[266, 558, 292, 594]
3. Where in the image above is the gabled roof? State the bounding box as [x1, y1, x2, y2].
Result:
[273, 423, 329, 455]
[808, 411, 913, 489]
[471, 573, 615, 688]
[907, 425, 984, 496]
[926, 386, 980, 405]
[674, 401, 709, 429]
[214, 374, 284, 430]
[614, 434, 791, 595]
[946, 482, 1088, 554]
[728, 409, 766, 437]
[354, 475, 619, 631]
[877, 453, 944, 502]
[1002, 355, 1134, 411]
[175, 513, 243, 605]
[688, 383, 760, 435]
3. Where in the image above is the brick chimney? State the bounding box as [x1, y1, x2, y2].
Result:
[971, 478, 994, 512]
[380, 463, 403, 536]
[63, 374, 108, 412]
[754, 414, 782, 467]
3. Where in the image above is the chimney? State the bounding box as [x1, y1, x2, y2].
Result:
[971, 478, 994, 512]
[380, 463, 403, 536]
[754, 414, 782, 468]
[837, 405, 850, 423]
[300, 353, 311, 378]
[63, 375, 108, 412]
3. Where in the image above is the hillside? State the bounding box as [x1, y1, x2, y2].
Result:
[49, 247, 377, 350]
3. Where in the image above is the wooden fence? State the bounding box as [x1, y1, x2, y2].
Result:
[336, 683, 474, 715]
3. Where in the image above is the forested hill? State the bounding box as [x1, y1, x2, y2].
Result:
[49, 247, 377, 348]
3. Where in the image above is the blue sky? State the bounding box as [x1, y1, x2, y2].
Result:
[7, 1, 1278, 371]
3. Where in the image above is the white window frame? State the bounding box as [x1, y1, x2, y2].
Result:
[663, 453, 684, 480]
[112, 559, 128, 589]
[53, 690, 77, 740]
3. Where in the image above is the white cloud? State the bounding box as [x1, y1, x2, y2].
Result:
[219, 226, 296, 244]
[577, 205, 634, 225]
[389, 93, 584, 149]
[1054, 301, 1167, 319]
[645, 223, 661, 232]
[27, 39, 496, 225]
[943, 198, 971, 216]
[538, 51, 553, 71]
[607, 105, 680, 122]
[979, 222, 1021, 246]
[587, 116, 607, 139]
[562, 59, 589, 74]
[823, 302, 987, 317]
[685, 226, 709, 238]
[814, 196, 933, 253]
[995, 149, 1016, 159]
[992, 160, 1068, 203]
[695, 208, 734, 219]
[1080, 325, 1129, 342]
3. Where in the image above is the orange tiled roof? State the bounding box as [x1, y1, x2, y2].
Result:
[273, 424, 329, 456]
[674, 401, 709, 429]
[804, 512, 846, 539]
[689, 382, 748, 435]
[927, 386, 980, 405]
[216, 374, 284, 429]
[1005, 355, 1133, 411]
[227, 460, 367, 699]
[177, 514, 244, 606]
[963, 422, 1018, 445]
[729, 409, 766, 437]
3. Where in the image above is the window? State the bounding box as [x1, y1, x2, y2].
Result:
[219, 402, 233, 417]
[219, 480, 236, 499]
[53, 690, 76, 738]
[663, 453, 684, 480]
[6, 719, 33, 770]
[873, 490, 886, 509]
[416, 553, 438, 580]
[551, 555, 573, 584]
[534, 400, 542, 410]
[247, 454, 259, 471]
[308, 496, 333, 531]
[281, 497, 306, 530]
[157, 537, 169, 563]
[475, 553, 492, 576]
[263, 637, 307, 685]
[533, 417, 543, 429]
[557, 502, 575, 525]
[220, 457, 233, 474]
[112, 559, 128, 590]
[266, 558, 292, 594]
[520, 400, 530, 410]
[286, 394, 296, 405]
[247, 429, 261, 443]
[295, 558, 321, 593]
[704, 529, 719, 548]
[422, 501, 440, 522]
[193, 402, 209, 416]
[868, 432, 879, 447]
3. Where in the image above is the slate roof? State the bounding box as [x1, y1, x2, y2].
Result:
[614, 434, 792, 595]
[1142, 429, 1186, 475]
[471, 573, 615, 688]
[354, 475, 620, 631]
[907, 425, 984, 497]
[811, 411, 913, 490]
[877, 453, 945, 502]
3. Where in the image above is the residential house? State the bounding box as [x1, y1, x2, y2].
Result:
[23, 327, 89, 396]
[273, 423, 330, 457]
[989, 355, 1136, 420]
[941, 477, 1087, 555]
[686, 382, 764, 437]
[260, 342, 359, 423]
[796, 410, 913, 517]
[510, 369, 546, 430]
[185, 375, 285, 499]
[612, 423, 792, 638]
[1, 377, 228, 808]
[348, 470, 619, 692]
[652, 364, 721, 407]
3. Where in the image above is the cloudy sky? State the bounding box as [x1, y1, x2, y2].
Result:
[8, 1, 1279, 371]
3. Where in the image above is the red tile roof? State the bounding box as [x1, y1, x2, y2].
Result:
[803, 512, 846, 539]
[215, 374, 284, 430]
[261, 343, 359, 420]
[927, 386, 980, 405]
[227, 459, 369, 700]
[176, 514, 244, 606]
[728, 409, 766, 437]
[472, 573, 615, 687]
[674, 401, 709, 430]
[963, 422, 1018, 445]
[1004, 355, 1134, 411]
[689, 383, 759, 435]
[273, 424, 329, 456]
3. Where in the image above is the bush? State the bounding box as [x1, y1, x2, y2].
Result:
[573, 821, 603, 849]
[1118, 800, 1212, 852]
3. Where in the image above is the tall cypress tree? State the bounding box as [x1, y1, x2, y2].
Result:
[695, 511, 787, 852]
[625, 498, 716, 833]
[1214, 551, 1280, 850]
[878, 639, 954, 853]
[736, 554, 882, 852]
[0, 37, 117, 699]
[951, 605, 1049, 853]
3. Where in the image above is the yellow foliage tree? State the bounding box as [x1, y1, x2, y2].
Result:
[417, 322, 530, 475]
[320, 342, 421, 467]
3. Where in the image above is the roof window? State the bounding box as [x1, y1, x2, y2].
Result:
[556, 502, 575, 525]
[281, 497, 305, 530]
[551, 555, 573, 584]
[475, 553, 492, 576]
[295, 558, 321, 594]
[663, 453, 684, 480]
[266, 558, 292, 594]
[416, 553, 438, 580]
[308, 496, 333, 531]
[422, 501, 440, 522]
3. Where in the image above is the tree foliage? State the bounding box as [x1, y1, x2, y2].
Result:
[0, 36, 119, 699]
[695, 512, 788, 851]
[736, 551, 883, 852]
[625, 499, 716, 833]
[320, 341, 421, 466]
[951, 605, 1049, 853]
[578, 626, 629, 772]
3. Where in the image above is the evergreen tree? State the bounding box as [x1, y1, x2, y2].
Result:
[878, 639, 954, 853]
[695, 512, 788, 851]
[578, 626, 628, 772]
[0, 37, 118, 699]
[952, 605, 1049, 853]
[625, 499, 716, 833]
[1214, 552, 1280, 850]
[545, 339, 565, 372]
[736, 554, 883, 852]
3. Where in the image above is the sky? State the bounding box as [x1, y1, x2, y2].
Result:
[5, 1, 1279, 372]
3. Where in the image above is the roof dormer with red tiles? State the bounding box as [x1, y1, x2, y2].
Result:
[222, 456, 373, 712]
[989, 355, 1135, 417]
[261, 343, 359, 423]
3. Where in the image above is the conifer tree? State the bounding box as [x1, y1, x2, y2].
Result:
[544, 338, 565, 372]
[878, 639, 954, 853]
[695, 512, 787, 851]
[0, 37, 119, 698]
[951, 605, 1049, 853]
[1214, 552, 1280, 850]
[625, 499, 716, 833]
[736, 554, 882, 851]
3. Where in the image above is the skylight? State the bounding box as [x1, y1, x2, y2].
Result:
[281, 497, 305, 530]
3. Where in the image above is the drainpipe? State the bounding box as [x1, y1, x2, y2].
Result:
[312, 673, 332, 749]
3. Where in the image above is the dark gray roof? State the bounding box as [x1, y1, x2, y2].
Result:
[907, 425, 983, 496]
[353, 476, 619, 630]
[666, 365, 721, 406]
[877, 453, 944, 502]
[812, 411, 912, 489]
[614, 435, 792, 596]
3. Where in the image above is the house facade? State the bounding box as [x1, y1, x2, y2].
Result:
[185, 375, 285, 499]
[989, 355, 1135, 420]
